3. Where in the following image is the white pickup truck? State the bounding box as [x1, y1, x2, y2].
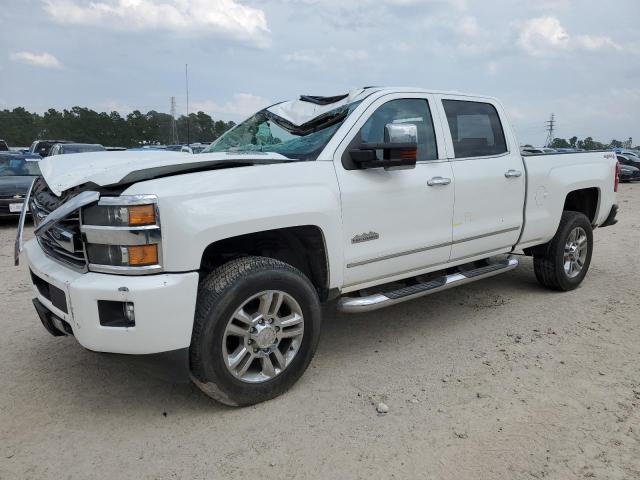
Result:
[16, 87, 619, 406]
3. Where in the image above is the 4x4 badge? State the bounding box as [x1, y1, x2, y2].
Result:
[351, 231, 379, 244]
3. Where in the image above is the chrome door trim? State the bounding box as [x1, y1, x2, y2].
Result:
[344, 245, 514, 288]
[452, 226, 520, 244]
[447, 151, 511, 162]
[347, 241, 451, 268]
[346, 226, 520, 268]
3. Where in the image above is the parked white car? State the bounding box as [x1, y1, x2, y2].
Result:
[16, 87, 619, 406]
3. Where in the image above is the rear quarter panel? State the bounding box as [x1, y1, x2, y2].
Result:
[518, 152, 617, 249]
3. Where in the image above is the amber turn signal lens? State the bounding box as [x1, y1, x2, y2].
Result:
[400, 148, 417, 160]
[127, 245, 158, 266]
[128, 204, 156, 226]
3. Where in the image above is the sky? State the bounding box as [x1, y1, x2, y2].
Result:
[1, 0, 639, 146]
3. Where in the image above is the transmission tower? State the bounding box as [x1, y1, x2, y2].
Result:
[170, 96, 179, 144]
[544, 113, 555, 147]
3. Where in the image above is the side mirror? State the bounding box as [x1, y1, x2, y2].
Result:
[349, 123, 418, 170]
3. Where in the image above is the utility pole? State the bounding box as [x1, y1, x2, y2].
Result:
[185, 63, 190, 146]
[544, 113, 555, 147]
[169, 96, 178, 144]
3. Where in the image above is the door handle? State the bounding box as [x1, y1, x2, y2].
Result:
[504, 169, 522, 178]
[427, 176, 452, 186]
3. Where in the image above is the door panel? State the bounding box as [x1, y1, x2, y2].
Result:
[436, 97, 525, 260]
[450, 156, 524, 259]
[333, 94, 455, 288]
[338, 162, 454, 287]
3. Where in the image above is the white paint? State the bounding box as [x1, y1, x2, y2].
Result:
[27, 87, 618, 354]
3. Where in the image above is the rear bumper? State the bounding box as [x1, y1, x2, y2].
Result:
[23, 238, 199, 354]
[599, 204, 618, 228]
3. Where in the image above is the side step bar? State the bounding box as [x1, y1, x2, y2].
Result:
[337, 256, 518, 313]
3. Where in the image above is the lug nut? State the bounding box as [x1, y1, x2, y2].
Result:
[247, 339, 253, 345]
[253, 348, 259, 353]
[259, 319, 265, 325]
[250, 327, 256, 333]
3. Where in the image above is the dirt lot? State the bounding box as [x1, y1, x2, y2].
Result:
[0, 186, 638, 480]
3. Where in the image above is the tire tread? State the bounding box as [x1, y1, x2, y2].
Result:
[189, 256, 318, 406]
[533, 211, 592, 291]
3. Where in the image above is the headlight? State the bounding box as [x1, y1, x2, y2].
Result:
[80, 195, 162, 275]
[85, 244, 159, 267]
[82, 203, 156, 227]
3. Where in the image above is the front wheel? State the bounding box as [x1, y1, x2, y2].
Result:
[534, 211, 593, 291]
[189, 257, 322, 406]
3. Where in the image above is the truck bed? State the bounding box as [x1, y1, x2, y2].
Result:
[517, 151, 617, 249]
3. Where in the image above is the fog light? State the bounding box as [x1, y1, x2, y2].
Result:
[124, 302, 135, 323]
[98, 300, 136, 328]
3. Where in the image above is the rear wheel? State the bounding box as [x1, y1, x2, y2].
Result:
[534, 211, 593, 291]
[189, 257, 322, 406]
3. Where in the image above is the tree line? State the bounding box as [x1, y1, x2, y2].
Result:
[0, 107, 236, 148]
[543, 136, 638, 151]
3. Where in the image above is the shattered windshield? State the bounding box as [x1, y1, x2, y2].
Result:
[203, 101, 361, 160]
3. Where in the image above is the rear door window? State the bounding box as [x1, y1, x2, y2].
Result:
[442, 100, 507, 158]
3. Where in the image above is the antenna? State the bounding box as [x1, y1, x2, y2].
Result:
[544, 113, 555, 147]
[170, 96, 178, 144]
[185, 63, 190, 146]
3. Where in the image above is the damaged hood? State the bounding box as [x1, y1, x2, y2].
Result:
[39, 150, 292, 196]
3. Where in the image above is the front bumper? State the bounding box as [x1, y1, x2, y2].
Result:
[23, 239, 199, 354]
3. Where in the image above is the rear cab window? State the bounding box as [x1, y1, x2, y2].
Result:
[442, 100, 507, 158]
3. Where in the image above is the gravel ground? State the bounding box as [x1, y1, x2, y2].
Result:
[0, 185, 639, 479]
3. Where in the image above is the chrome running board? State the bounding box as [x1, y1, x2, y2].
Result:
[337, 256, 518, 313]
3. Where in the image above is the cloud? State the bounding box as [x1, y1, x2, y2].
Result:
[283, 48, 370, 68]
[485, 61, 498, 76]
[384, 0, 467, 9]
[43, 0, 270, 47]
[517, 16, 621, 57]
[459, 16, 480, 37]
[283, 51, 323, 66]
[191, 93, 272, 120]
[574, 35, 622, 52]
[10, 51, 62, 68]
[97, 100, 135, 113]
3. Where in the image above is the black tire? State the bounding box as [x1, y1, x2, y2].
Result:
[189, 256, 322, 407]
[533, 211, 593, 291]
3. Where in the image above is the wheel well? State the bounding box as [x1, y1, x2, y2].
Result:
[200, 226, 329, 300]
[563, 188, 599, 223]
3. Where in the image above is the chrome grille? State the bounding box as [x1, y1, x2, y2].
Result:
[30, 178, 87, 271]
